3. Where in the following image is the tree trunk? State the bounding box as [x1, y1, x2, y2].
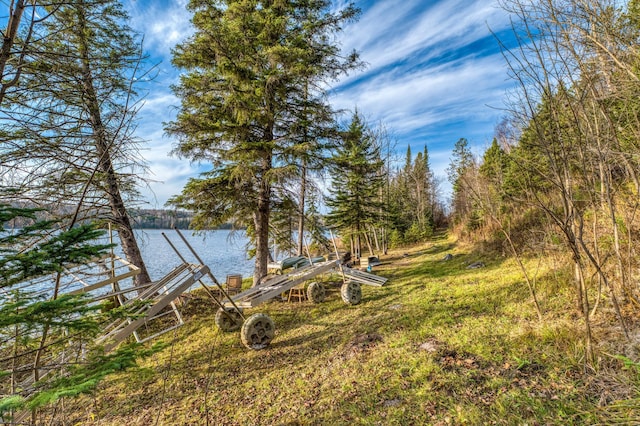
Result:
[381, 227, 388, 255]
[364, 230, 374, 256]
[574, 259, 595, 366]
[77, 8, 151, 285]
[372, 226, 380, 252]
[349, 234, 354, 261]
[0, 0, 27, 104]
[297, 162, 307, 256]
[253, 154, 272, 286]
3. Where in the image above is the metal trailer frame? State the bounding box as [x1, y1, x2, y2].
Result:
[149, 229, 389, 350]
[222, 261, 387, 309]
[208, 239, 389, 349]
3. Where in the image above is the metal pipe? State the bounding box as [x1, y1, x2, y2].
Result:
[172, 228, 246, 321]
[161, 231, 237, 318]
[330, 230, 347, 285]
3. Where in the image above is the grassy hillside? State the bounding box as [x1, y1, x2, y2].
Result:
[59, 234, 638, 425]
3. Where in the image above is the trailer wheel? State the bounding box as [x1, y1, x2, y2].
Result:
[306, 281, 326, 304]
[215, 307, 243, 332]
[241, 313, 275, 350]
[341, 281, 362, 305]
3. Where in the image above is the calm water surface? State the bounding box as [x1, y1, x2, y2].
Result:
[112, 229, 255, 282]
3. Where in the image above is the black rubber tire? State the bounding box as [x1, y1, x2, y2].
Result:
[340, 281, 362, 305]
[240, 313, 275, 350]
[215, 307, 243, 332]
[306, 281, 326, 304]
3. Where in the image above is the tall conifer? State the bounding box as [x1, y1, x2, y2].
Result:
[326, 111, 384, 257]
[0, 0, 152, 284]
[166, 0, 359, 284]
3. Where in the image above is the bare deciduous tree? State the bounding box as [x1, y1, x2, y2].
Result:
[0, 0, 153, 285]
[496, 0, 640, 365]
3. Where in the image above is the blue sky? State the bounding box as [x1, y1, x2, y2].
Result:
[125, 0, 516, 207]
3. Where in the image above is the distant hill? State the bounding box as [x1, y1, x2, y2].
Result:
[130, 209, 235, 230]
[130, 209, 193, 229]
[1, 205, 232, 231]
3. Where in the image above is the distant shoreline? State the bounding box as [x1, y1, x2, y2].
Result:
[131, 224, 237, 231]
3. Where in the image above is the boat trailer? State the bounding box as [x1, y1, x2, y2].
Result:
[3, 228, 389, 356]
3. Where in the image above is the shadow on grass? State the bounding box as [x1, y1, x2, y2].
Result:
[166, 237, 532, 367]
[74, 230, 614, 426]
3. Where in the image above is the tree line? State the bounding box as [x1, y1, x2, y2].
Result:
[448, 0, 640, 366]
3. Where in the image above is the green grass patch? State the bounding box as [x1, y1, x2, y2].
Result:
[45, 235, 640, 425]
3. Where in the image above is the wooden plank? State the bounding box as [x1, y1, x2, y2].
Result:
[66, 268, 141, 295]
[133, 263, 192, 301]
[85, 284, 154, 303]
[101, 265, 204, 347]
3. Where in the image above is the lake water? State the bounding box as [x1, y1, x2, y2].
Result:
[111, 229, 255, 282]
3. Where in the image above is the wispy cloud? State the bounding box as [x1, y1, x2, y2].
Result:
[125, 0, 197, 206]
[128, 0, 514, 204]
[333, 52, 509, 130]
[134, 92, 204, 208]
[340, 0, 509, 79]
[333, 0, 513, 167]
[127, 0, 193, 58]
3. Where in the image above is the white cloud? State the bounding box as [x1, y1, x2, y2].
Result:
[141, 159, 200, 208]
[127, 0, 516, 205]
[139, 92, 179, 121]
[126, 0, 193, 57]
[339, 0, 510, 83]
[331, 52, 510, 136]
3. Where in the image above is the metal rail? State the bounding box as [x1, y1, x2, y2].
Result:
[222, 259, 387, 309]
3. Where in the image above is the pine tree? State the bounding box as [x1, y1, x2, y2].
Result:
[447, 137, 476, 225]
[447, 138, 474, 193]
[326, 111, 384, 258]
[479, 138, 508, 184]
[409, 148, 434, 239]
[166, 0, 359, 284]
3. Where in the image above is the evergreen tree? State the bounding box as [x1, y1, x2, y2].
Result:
[304, 190, 330, 253]
[404, 145, 412, 177]
[447, 138, 474, 192]
[166, 0, 359, 284]
[447, 137, 476, 224]
[326, 111, 384, 257]
[0, 202, 155, 421]
[386, 168, 409, 247]
[407, 148, 434, 240]
[399, 145, 413, 230]
[479, 138, 508, 184]
[270, 193, 299, 258]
